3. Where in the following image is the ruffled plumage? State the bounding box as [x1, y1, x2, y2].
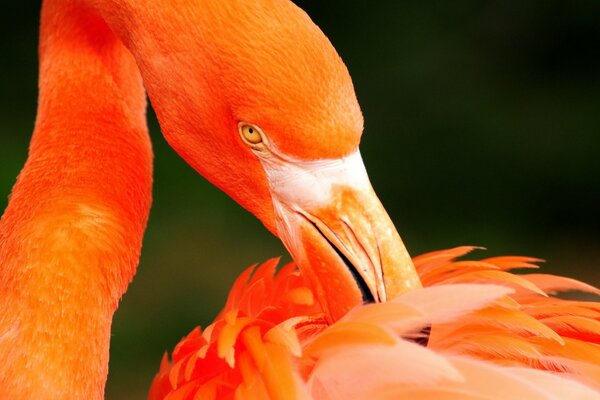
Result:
[149, 248, 600, 399]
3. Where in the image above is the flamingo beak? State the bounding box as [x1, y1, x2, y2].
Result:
[261, 150, 422, 321]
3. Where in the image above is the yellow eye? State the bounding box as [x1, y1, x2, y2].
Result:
[239, 124, 263, 145]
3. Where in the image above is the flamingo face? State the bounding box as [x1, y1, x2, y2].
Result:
[129, 0, 422, 320]
[235, 121, 420, 319]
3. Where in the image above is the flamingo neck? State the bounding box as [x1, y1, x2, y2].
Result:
[0, 0, 152, 398]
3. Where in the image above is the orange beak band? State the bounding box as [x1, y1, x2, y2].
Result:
[261, 150, 421, 321]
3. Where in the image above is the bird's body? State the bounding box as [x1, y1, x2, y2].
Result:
[0, 1, 598, 399]
[149, 250, 600, 399]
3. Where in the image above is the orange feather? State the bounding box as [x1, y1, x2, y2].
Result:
[149, 252, 600, 399]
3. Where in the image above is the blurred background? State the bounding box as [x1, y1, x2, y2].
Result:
[1, 1, 599, 398]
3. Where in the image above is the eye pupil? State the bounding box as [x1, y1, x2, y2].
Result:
[240, 123, 264, 146]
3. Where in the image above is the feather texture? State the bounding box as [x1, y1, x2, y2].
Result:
[149, 249, 600, 399]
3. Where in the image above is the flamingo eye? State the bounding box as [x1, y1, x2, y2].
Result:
[239, 123, 264, 145]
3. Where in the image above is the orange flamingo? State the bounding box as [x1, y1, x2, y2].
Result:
[0, 1, 599, 399]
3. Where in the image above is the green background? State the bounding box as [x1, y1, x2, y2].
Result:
[1, 1, 599, 398]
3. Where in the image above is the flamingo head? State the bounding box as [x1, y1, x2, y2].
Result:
[141, 0, 421, 321]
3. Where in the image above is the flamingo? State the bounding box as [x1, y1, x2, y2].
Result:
[0, 1, 599, 399]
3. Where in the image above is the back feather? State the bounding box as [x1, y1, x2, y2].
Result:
[149, 248, 600, 399]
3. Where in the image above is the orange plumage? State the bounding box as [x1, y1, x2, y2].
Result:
[148, 249, 600, 399]
[0, 1, 598, 399]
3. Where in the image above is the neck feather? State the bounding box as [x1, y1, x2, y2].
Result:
[0, 1, 152, 398]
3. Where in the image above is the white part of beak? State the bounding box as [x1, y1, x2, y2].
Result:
[259, 149, 372, 209]
[254, 147, 420, 320]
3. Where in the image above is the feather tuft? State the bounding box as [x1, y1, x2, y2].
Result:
[150, 250, 600, 399]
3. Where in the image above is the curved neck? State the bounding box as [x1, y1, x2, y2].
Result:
[0, 0, 152, 398]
